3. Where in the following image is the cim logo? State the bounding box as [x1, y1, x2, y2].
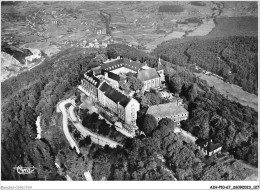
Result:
[13, 165, 36, 175]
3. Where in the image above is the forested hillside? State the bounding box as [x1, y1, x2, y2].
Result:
[1, 48, 101, 180]
[1, 45, 258, 180]
[153, 36, 258, 94]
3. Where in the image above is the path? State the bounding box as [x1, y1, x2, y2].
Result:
[35, 115, 41, 139]
[57, 98, 80, 154]
[180, 128, 197, 143]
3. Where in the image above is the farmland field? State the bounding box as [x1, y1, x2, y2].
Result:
[1, 1, 258, 81]
[207, 16, 258, 38]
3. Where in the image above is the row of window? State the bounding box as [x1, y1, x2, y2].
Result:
[144, 78, 160, 88]
[106, 63, 138, 71]
[82, 82, 97, 95]
[156, 112, 188, 121]
[98, 93, 125, 120]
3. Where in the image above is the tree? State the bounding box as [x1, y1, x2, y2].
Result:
[158, 118, 177, 131]
[119, 81, 131, 92]
[73, 129, 81, 141]
[169, 76, 182, 94]
[92, 149, 111, 180]
[25, 140, 58, 180]
[64, 148, 87, 180]
[246, 142, 258, 167]
[197, 120, 210, 140]
[107, 47, 118, 59]
[112, 168, 125, 180]
[142, 114, 158, 135]
[186, 84, 198, 102]
[79, 136, 92, 148]
[98, 121, 110, 136]
[140, 92, 161, 107]
[127, 77, 143, 91]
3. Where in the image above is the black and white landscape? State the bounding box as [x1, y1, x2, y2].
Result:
[1, 1, 258, 183]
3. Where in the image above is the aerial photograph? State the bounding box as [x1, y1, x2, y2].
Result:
[1, 0, 258, 187]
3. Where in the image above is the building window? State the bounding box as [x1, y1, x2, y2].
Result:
[147, 81, 150, 88]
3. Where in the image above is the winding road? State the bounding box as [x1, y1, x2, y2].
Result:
[68, 105, 122, 148]
[57, 98, 122, 152]
[57, 98, 80, 154]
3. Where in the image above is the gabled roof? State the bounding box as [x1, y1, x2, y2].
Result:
[98, 82, 131, 107]
[99, 81, 111, 92]
[196, 139, 222, 152]
[123, 59, 142, 72]
[101, 58, 124, 71]
[146, 102, 188, 118]
[137, 68, 160, 81]
[101, 58, 142, 72]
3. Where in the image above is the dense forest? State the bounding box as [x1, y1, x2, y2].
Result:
[166, 66, 258, 167]
[153, 36, 258, 94]
[1, 44, 258, 180]
[1, 47, 101, 180]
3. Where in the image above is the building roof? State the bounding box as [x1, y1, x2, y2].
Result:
[98, 82, 131, 107]
[92, 66, 102, 75]
[84, 71, 100, 87]
[108, 71, 121, 81]
[101, 58, 142, 72]
[141, 65, 152, 70]
[137, 68, 160, 81]
[196, 139, 222, 152]
[123, 59, 142, 72]
[101, 70, 126, 82]
[146, 102, 188, 119]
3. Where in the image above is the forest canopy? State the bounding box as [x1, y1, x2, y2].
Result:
[1, 44, 258, 181]
[153, 36, 258, 94]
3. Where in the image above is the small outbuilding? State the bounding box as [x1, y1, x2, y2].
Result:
[196, 139, 222, 156]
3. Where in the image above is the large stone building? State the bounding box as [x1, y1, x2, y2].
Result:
[78, 57, 179, 132]
[80, 71, 100, 101]
[92, 57, 165, 91]
[98, 81, 140, 126]
[137, 67, 161, 91]
[146, 101, 188, 125]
